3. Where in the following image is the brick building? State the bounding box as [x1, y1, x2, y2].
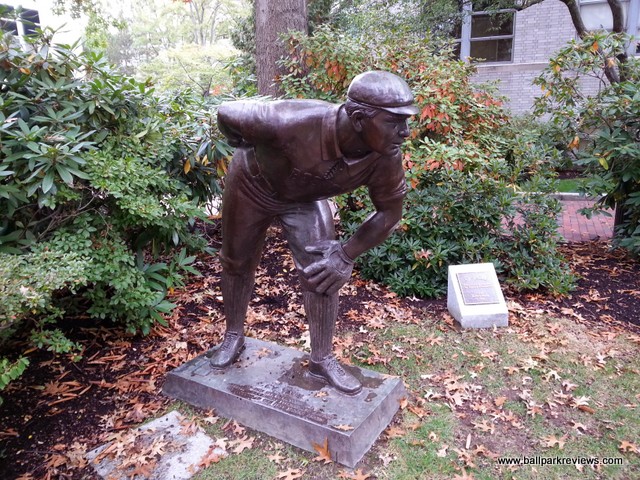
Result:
[462, 0, 640, 114]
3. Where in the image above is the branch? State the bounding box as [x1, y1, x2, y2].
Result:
[560, 0, 588, 37]
[559, 0, 625, 83]
[34, 189, 99, 241]
[174, 54, 214, 96]
[606, 0, 629, 79]
[511, 0, 546, 11]
[606, 0, 625, 32]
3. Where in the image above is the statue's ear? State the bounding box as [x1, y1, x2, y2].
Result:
[351, 111, 365, 133]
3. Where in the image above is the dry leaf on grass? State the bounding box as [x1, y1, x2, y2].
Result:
[571, 421, 588, 433]
[542, 434, 567, 450]
[338, 468, 371, 479]
[472, 420, 495, 434]
[619, 440, 639, 454]
[312, 437, 333, 464]
[384, 426, 405, 439]
[436, 444, 449, 457]
[230, 435, 254, 454]
[453, 469, 475, 479]
[198, 445, 225, 468]
[408, 404, 429, 418]
[267, 450, 285, 464]
[276, 468, 305, 479]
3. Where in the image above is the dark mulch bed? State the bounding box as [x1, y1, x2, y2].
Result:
[1, 227, 639, 479]
[557, 169, 585, 180]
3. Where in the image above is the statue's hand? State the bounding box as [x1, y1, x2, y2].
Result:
[302, 240, 355, 295]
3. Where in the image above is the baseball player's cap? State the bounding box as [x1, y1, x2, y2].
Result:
[347, 71, 419, 116]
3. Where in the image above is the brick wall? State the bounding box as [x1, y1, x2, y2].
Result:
[471, 0, 581, 114]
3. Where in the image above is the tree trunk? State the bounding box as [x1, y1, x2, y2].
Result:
[254, 0, 307, 97]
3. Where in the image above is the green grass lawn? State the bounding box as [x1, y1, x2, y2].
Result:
[556, 178, 587, 193]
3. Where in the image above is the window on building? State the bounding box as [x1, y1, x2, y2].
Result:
[0, 5, 18, 35]
[469, 11, 515, 62]
[0, 4, 40, 38]
[457, 2, 516, 63]
[20, 9, 40, 35]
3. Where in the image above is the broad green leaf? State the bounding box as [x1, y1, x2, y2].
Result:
[598, 157, 609, 170]
[42, 170, 55, 193]
[55, 164, 74, 185]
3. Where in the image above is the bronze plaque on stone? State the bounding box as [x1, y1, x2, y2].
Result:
[456, 271, 501, 305]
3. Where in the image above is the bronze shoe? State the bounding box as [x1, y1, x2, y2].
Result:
[209, 333, 245, 368]
[309, 355, 362, 395]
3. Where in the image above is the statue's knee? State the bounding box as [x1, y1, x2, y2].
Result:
[220, 254, 256, 277]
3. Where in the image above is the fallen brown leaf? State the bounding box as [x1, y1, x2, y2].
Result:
[333, 424, 354, 431]
[267, 451, 285, 464]
[384, 425, 405, 439]
[494, 396, 507, 408]
[198, 445, 224, 468]
[472, 420, 495, 434]
[128, 461, 155, 478]
[312, 437, 333, 464]
[124, 402, 146, 424]
[230, 435, 254, 454]
[542, 434, 567, 450]
[276, 468, 305, 479]
[619, 440, 639, 454]
[408, 404, 429, 418]
[340, 468, 371, 480]
[453, 468, 475, 479]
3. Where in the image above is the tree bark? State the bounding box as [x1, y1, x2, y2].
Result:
[559, 0, 589, 37]
[255, 0, 307, 97]
[606, 0, 625, 32]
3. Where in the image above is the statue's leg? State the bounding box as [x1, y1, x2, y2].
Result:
[211, 149, 273, 368]
[209, 271, 256, 368]
[280, 200, 362, 394]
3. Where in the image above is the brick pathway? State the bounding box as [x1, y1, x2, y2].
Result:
[558, 199, 614, 242]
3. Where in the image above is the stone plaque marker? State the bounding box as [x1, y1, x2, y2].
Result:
[447, 263, 508, 328]
[163, 337, 406, 468]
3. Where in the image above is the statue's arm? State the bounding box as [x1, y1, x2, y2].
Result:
[343, 154, 406, 259]
[342, 197, 403, 260]
[217, 101, 275, 147]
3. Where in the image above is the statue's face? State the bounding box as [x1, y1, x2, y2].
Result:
[359, 111, 410, 157]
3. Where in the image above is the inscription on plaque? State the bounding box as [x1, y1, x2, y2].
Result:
[228, 383, 332, 425]
[456, 271, 501, 305]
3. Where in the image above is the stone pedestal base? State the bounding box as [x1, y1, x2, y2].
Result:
[163, 338, 406, 468]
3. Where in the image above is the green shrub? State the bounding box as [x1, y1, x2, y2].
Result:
[0, 29, 230, 389]
[279, 27, 574, 297]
